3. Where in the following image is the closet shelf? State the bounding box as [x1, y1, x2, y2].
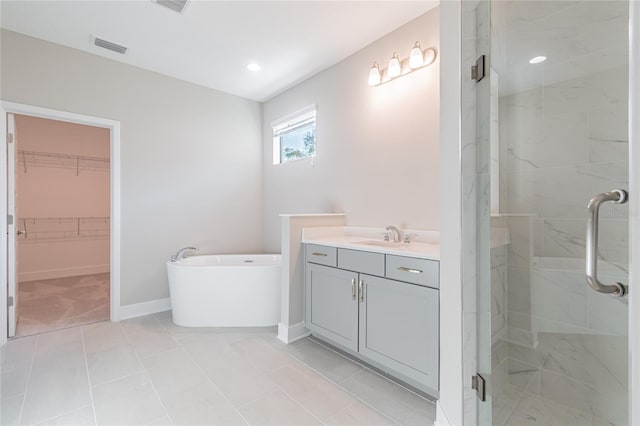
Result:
[18, 150, 110, 175]
[18, 216, 110, 242]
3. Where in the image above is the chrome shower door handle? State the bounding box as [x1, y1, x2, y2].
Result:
[585, 189, 628, 297]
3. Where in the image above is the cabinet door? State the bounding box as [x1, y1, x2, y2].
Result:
[305, 263, 359, 352]
[358, 274, 439, 393]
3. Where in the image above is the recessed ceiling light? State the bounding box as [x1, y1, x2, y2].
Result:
[529, 56, 547, 64]
[247, 63, 261, 72]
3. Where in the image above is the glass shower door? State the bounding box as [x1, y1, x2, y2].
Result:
[470, 1, 631, 424]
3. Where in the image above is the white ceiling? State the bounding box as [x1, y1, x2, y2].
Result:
[0, 1, 438, 102]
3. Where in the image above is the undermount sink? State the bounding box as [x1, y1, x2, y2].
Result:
[357, 240, 404, 248]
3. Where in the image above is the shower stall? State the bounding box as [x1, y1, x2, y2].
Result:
[461, 1, 637, 424]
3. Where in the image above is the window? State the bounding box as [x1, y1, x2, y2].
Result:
[272, 105, 316, 164]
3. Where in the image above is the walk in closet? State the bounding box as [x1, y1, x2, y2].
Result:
[14, 115, 110, 336]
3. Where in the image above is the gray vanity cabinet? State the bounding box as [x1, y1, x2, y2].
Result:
[358, 274, 439, 392]
[304, 243, 440, 396]
[305, 263, 359, 352]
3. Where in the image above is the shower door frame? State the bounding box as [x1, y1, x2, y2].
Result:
[629, 2, 640, 425]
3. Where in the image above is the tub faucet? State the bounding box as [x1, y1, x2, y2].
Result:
[171, 247, 198, 262]
[385, 226, 401, 243]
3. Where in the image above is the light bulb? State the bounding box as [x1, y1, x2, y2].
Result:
[368, 62, 381, 86]
[388, 52, 401, 78]
[409, 42, 424, 69]
[529, 56, 546, 64]
[247, 63, 261, 71]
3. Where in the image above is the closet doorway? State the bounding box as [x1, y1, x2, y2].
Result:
[11, 114, 111, 337]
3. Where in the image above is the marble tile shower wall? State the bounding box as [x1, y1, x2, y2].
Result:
[501, 66, 629, 272]
[497, 65, 629, 424]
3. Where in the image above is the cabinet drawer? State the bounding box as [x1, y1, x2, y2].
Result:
[338, 248, 385, 276]
[385, 255, 439, 288]
[306, 244, 337, 267]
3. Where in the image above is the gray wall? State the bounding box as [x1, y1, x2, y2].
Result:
[261, 9, 440, 252]
[1, 30, 263, 306]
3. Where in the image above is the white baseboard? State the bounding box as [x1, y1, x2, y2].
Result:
[435, 402, 453, 426]
[19, 264, 110, 282]
[277, 321, 311, 344]
[120, 297, 171, 320]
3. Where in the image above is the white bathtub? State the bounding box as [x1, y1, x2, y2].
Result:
[166, 254, 281, 327]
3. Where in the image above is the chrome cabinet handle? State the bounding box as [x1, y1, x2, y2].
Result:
[312, 252, 328, 257]
[586, 189, 627, 297]
[359, 280, 364, 303]
[397, 266, 423, 274]
[351, 279, 356, 300]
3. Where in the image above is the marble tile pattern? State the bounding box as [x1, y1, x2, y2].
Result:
[501, 66, 629, 270]
[16, 273, 110, 337]
[1, 312, 436, 426]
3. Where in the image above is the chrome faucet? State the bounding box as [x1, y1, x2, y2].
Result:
[171, 246, 198, 262]
[385, 226, 401, 243]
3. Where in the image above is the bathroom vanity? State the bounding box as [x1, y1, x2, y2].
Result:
[302, 227, 440, 398]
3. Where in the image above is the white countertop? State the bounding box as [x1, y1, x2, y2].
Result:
[302, 226, 440, 261]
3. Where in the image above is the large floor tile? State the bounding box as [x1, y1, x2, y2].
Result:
[30, 341, 85, 378]
[504, 391, 592, 426]
[92, 372, 166, 426]
[36, 327, 82, 351]
[145, 415, 173, 426]
[237, 390, 321, 426]
[286, 339, 363, 383]
[1, 336, 37, 371]
[86, 344, 143, 386]
[82, 322, 128, 354]
[33, 405, 95, 426]
[121, 316, 166, 336]
[201, 358, 279, 407]
[492, 384, 523, 426]
[268, 361, 357, 421]
[125, 330, 177, 360]
[1, 360, 31, 399]
[340, 369, 435, 426]
[229, 336, 296, 372]
[1, 393, 24, 426]
[183, 339, 279, 407]
[324, 400, 397, 426]
[21, 366, 92, 426]
[142, 348, 206, 399]
[162, 381, 246, 426]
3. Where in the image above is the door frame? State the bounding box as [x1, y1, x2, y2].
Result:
[630, 1, 640, 424]
[1, 101, 121, 345]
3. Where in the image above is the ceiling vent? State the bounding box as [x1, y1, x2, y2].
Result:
[154, 0, 189, 14]
[94, 37, 128, 54]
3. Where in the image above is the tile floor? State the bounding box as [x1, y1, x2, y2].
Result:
[494, 384, 604, 426]
[1, 311, 436, 426]
[16, 273, 110, 337]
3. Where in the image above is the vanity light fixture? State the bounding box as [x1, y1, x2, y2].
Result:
[409, 42, 424, 69]
[388, 52, 402, 78]
[368, 41, 437, 87]
[368, 62, 381, 86]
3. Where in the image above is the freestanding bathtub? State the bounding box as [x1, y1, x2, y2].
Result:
[166, 254, 281, 327]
